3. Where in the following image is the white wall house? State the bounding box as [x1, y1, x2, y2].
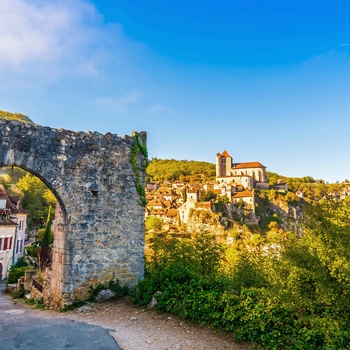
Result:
[0, 186, 28, 280]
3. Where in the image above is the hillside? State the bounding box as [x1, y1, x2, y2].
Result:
[0, 109, 34, 124]
[147, 158, 216, 182]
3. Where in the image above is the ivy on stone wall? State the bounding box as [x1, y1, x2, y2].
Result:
[130, 132, 149, 206]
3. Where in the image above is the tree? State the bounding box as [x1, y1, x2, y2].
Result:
[16, 172, 56, 228]
[200, 190, 217, 202]
[39, 205, 53, 269]
[145, 216, 164, 231]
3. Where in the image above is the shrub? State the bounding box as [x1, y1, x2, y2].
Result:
[15, 256, 28, 268]
[12, 289, 26, 299]
[25, 245, 40, 259]
[134, 200, 350, 349]
[7, 266, 27, 284]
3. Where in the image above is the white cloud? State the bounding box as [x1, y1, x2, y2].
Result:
[95, 90, 142, 111]
[0, 0, 124, 83]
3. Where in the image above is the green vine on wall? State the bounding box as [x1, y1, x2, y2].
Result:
[130, 132, 149, 206]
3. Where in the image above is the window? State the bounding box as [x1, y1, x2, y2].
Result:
[16, 239, 21, 253]
[2, 237, 13, 251]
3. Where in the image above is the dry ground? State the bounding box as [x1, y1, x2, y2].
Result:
[56, 297, 252, 350]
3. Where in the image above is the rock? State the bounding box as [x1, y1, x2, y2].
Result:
[96, 289, 116, 303]
[147, 291, 162, 308]
[130, 316, 138, 321]
[76, 306, 92, 313]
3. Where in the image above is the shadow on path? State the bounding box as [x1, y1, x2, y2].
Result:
[0, 280, 120, 350]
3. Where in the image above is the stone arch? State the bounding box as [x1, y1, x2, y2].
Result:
[0, 119, 147, 308]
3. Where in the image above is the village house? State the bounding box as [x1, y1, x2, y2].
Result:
[178, 188, 212, 225]
[272, 180, 288, 192]
[231, 190, 256, 210]
[0, 185, 28, 280]
[145, 186, 180, 224]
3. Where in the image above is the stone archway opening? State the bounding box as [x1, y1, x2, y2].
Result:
[0, 164, 67, 305]
[0, 119, 147, 308]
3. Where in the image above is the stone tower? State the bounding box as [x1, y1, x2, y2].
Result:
[216, 150, 232, 177]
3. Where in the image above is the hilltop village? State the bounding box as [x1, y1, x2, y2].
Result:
[145, 150, 350, 235]
[146, 150, 276, 230]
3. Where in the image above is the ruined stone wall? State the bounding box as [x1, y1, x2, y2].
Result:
[0, 119, 147, 307]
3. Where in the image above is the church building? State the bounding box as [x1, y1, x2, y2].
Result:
[214, 150, 269, 205]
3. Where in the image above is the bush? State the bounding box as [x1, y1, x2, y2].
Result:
[25, 246, 40, 261]
[15, 256, 29, 268]
[7, 266, 27, 284]
[12, 289, 26, 299]
[133, 200, 350, 349]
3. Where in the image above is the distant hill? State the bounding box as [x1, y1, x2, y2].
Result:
[147, 158, 216, 182]
[0, 109, 34, 124]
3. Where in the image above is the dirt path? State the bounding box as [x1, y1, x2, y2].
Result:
[56, 297, 251, 350]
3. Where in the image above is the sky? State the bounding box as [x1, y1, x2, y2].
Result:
[1, 0, 350, 183]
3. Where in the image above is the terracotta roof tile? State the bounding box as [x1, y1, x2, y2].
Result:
[232, 191, 253, 198]
[232, 162, 265, 169]
[165, 209, 178, 217]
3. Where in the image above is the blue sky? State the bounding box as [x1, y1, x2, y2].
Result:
[1, 0, 350, 182]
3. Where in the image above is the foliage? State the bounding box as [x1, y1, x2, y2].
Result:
[7, 266, 27, 284]
[60, 299, 87, 312]
[130, 132, 149, 206]
[132, 232, 225, 307]
[16, 172, 56, 228]
[266, 171, 348, 203]
[0, 167, 27, 192]
[133, 199, 350, 349]
[88, 279, 129, 302]
[0, 109, 34, 124]
[12, 289, 26, 299]
[15, 256, 29, 268]
[39, 206, 53, 270]
[25, 245, 40, 259]
[145, 216, 164, 231]
[37, 228, 54, 246]
[26, 296, 44, 307]
[199, 190, 217, 202]
[147, 158, 215, 183]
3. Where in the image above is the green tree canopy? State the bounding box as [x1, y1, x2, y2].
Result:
[147, 158, 215, 183]
[16, 172, 56, 228]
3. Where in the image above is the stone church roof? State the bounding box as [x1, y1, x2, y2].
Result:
[232, 162, 265, 169]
